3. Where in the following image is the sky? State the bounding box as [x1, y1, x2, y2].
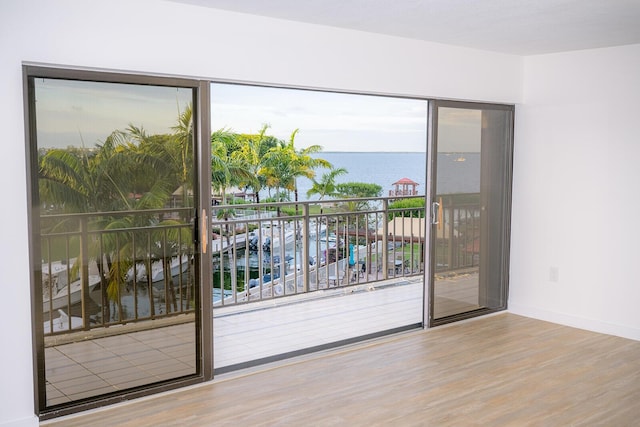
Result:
[34, 78, 481, 153]
[211, 83, 429, 152]
[35, 78, 193, 149]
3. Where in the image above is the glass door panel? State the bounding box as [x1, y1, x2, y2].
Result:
[430, 103, 513, 323]
[29, 75, 200, 411]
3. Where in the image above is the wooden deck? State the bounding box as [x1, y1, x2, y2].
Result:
[43, 313, 640, 426]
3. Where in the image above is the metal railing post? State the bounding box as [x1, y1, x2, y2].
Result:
[302, 204, 310, 293]
[80, 217, 90, 330]
[382, 199, 389, 279]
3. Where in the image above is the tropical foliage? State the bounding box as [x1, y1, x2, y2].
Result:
[39, 112, 338, 321]
[307, 167, 348, 200]
[388, 197, 426, 219]
[335, 182, 383, 199]
[334, 182, 383, 212]
[262, 129, 331, 203]
[39, 110, 196, 321]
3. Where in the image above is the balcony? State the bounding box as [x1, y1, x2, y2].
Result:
[38, 195, 481, 407]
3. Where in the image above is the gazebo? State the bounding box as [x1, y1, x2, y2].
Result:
[389, 177, 419, 197]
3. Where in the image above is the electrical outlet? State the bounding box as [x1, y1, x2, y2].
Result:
[549, 267, 559, 282]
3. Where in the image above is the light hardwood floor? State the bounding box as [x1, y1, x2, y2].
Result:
[43, 313, 640, 426]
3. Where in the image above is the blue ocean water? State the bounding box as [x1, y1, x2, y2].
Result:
[288, 152, 480, 201]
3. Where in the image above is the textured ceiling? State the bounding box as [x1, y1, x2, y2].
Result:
[168, 0, 640, 55]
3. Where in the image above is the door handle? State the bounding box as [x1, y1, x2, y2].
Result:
[431, 202, 440, 225]
[201, 209, 208, 254]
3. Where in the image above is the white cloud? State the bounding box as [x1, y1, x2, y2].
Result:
[211, 83, 428, 152]
[36, 79, 192, 148]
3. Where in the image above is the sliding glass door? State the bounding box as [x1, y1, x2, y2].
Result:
[26, 67, 205, 416]
[429, 101, 513, 324]
[25, 67, 514, 417]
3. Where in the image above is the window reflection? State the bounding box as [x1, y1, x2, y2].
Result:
[34, 78, 198, 407]
[432, 105, 512, 321]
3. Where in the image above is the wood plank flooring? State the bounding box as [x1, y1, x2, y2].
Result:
[43, 313, 640, 426]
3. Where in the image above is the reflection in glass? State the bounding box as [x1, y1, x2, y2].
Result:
[433, 106, 511, 320]
[33, 78, 197, 407]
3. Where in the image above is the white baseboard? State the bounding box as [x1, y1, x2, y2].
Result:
[508, 303, 640, 341]
[0, 415, 38, 427]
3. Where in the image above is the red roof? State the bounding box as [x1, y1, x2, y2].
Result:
[392, 177, 419, 185]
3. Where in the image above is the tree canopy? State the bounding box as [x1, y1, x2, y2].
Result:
[336, 182, 383, 199]
[307, 167, 348, 200]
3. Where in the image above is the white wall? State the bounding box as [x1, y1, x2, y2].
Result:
[510, 44, 640, 340]
[0, 0, 521, 425]
[5, 1, 640, 425]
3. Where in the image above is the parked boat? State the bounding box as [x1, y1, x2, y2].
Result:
[245, 223, 298, 253]
[306, 222, 327, 240]
[41, 260, 70, 284]
[43, 309, 83, 334]
[126, 255, 191, 286]
[315, 229, 344, 246]
[213, 288, 234, 303]
[42, 273, 101, 314]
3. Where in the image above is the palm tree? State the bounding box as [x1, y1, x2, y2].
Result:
[39, 127, 177, 322]
[98, 190, 184, 319]
[263, 129, 331, 204]
[262, 143, 296, 202]
[149, 219, 192, 314]
[211, 130, 254, 292]
[211, 129, 253, 205]
[127, 110, 196, 315]
[307, 167, 348, 200]
[170, 104, 194, 207]
[306, 167, 348, 216]
[232, 124, 275, 203]
[38, 131, 141, 214]
[288, 129, 331, 204]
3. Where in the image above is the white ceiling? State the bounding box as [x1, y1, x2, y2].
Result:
[168, 0, 640, 55]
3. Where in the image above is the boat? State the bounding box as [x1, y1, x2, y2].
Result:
[213, 288, 234, 304]
[42, 260, 70, 283]
[43, 309, 83, 334]
[126, 255, 191, 286]
[306, 222, 327, 240]
[255, 226, 297, 254]
[42, 273, 101, 314]
[149, 255, 190, 286]
[316, 230, 344, 247]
